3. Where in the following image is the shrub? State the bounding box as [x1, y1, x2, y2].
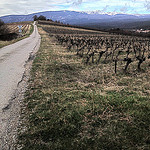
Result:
[0, 19, 8, 35]
[38, 15, 46, 21]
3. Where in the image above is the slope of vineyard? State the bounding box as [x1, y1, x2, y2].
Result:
[6, 23, 31, 35]
[0, 22, 33, 48]
[19, 24, 150, 150]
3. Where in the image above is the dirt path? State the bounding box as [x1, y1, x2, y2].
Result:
[0, 22, 41, 150]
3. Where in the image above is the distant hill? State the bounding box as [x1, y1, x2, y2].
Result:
[78, 20, 150, 30]
[0, 10, 150, 29]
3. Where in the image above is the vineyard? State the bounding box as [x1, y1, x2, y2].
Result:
[43, 25, 150, 74]
[0, 22, 33, 48]
[6, 23, 31, 35]
[19, 26, 150, 150]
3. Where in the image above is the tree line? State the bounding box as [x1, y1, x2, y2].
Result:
[33, 15, 65, 24]
[33, 15, 47, 21]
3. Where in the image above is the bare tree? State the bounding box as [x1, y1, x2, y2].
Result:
[0, 19, 4, 26]
[33, 15, 38, 21]
[38, 15, 46, 20]
[0, 19, 8, 35]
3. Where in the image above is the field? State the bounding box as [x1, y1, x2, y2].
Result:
[18, 23, 150, 150]
[6, 23, 31, 35]
[0, 22, 33, 48]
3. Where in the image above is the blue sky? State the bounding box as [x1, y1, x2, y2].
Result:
[0, 0, 150, 16]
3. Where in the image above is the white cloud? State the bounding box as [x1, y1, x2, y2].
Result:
[0, 0, 150, 16]
[72, 0, 83, 6]
[120, 3, 129, 13]
[0, 0, 66, 16]
[144, 0, 150, 10]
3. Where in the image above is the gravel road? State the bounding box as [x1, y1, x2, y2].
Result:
[0, 22, 41, 150]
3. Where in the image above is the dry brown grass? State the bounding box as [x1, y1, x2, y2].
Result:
[41, 26, 150, 97]
[39, 24, 106, 34]
[18, 26, 150, 150]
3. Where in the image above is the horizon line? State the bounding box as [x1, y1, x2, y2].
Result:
[1, 10, 150, 17]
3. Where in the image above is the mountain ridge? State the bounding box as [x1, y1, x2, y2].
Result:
[0, 10, 150, 29]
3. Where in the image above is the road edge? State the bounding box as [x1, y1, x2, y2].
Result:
[0, 25, 41, 150]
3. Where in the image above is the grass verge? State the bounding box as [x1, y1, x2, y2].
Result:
[18, 27, 150, 150]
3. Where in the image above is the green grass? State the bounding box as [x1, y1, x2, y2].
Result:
[18, 27, 150, 150]
[27, 24, 34, 36]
